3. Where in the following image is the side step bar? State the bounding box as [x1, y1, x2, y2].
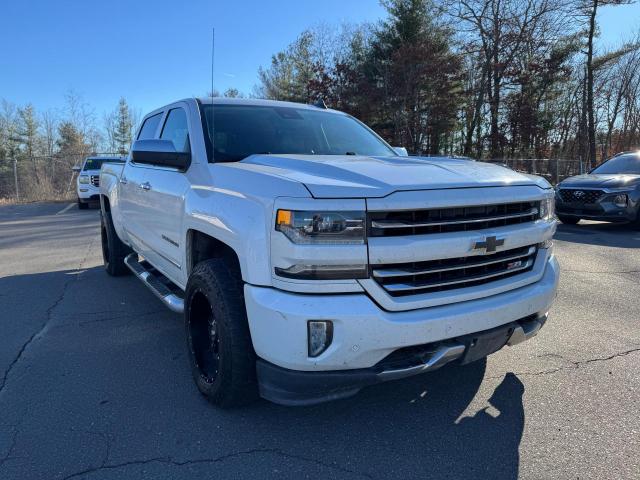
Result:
[124, 254, 184, 314]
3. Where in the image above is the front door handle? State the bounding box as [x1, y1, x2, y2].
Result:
[140, 182, 151, 191]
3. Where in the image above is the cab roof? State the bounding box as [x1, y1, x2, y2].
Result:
[195, 97, 343, 114]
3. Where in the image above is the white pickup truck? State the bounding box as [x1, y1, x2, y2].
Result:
[100, 98, 559, 407]
[75, 156, 125, 209]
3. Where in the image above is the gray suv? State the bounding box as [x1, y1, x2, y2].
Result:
[555, 151, 640, 228]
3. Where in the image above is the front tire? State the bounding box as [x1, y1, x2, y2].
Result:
[78, 198, 88, 209]
[184, 258, 257, 407]
[558, 215, 580, 225]
[100, 210, 132, 276]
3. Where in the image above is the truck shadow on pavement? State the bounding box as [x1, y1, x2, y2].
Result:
[554, 222, 640, 248]
[246, 360, 525, 479]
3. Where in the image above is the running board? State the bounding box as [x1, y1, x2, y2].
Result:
[124, 253, 184, 314]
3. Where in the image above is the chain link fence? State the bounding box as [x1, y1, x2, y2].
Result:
[0, 153, 121, 204]
[488, 158, 585, 185]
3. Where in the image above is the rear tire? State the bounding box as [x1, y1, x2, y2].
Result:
[184, 258, 257, 407]
[101, 210, 132, 276]
[558, 215, 580, 225]
[78, 198, 88, 210]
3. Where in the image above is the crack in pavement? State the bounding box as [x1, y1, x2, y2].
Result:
[0, 236, 97, 396]
[85, 431, 111, 470]
[60, 448, 374, 480]
[0, 428, 19, 468]
[488, 347, 640, 379]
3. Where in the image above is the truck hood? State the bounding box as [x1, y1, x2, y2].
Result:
[558, 174, 640, 189]
[241, 154, 545, 198]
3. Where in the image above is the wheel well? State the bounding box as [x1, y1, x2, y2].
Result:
[187, 230, 241, 278]
[100, 195, 111, 212]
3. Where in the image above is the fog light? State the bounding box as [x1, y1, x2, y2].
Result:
[613, 194, 628, 208]
[308, 320, 333, 357]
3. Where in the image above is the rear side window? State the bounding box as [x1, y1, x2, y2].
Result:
[137, 113, 163, 140]
[160, 108, 190, 153]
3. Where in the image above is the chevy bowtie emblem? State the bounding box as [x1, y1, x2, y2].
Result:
[474, 236, 505, 253]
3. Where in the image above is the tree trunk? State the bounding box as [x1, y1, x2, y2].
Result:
[586, 0, 598, 168]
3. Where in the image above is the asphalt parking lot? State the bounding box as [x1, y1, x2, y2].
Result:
[1, 202, 639, 480]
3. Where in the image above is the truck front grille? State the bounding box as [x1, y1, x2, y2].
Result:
[91, 175, 100, 187]
[371, 245, 537, 297]
[558, 189, 603, 204]
[368, 201, 539, 237]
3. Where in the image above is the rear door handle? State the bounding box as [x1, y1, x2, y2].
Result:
[119, 176, 128, 185]
[140, 182, 151, 191]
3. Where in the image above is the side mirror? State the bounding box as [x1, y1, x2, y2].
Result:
[131, 139, 191, 170]
[393, 146, 409, 157]
[72, 165, 81, 172]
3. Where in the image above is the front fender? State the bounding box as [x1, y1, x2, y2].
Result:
[99, 163, 127, 242]
[183, 163, 311, 286]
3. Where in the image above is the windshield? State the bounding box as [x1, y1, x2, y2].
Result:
[83, 158, 124, 171]
[591, 153, 640, 175]
[200, 104, 396, 162]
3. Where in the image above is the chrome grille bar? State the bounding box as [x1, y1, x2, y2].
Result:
[382, 258, 534, 293]
[371, 208, 538, 230]
[368, 201, 541, 238]
[371, 244, 538, 296]
[372, 246, 536, 279]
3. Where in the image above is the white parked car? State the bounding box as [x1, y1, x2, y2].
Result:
[75, 156, 125, 209]
[99, 98, 559, 406]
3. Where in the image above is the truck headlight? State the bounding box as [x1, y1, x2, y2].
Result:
[79, 175, 90, 184]
[540, 196, 555, 221]
[276, 210, 365, 244]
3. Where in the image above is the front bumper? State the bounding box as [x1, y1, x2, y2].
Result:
[77, 185, 100, 201]
[556, 196, 638, 222]
[245, 255, 559, 403]
[556, 208, 636, 222]
[257, 314, 546, 406]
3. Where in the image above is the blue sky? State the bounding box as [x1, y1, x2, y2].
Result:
[1, 0, 638, 120]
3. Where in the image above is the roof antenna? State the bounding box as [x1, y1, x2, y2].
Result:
[210, 27, 215, 161]
[313, 98, 328, 109]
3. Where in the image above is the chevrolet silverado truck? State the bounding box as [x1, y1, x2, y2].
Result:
[99, 98, 559, 407]
[75, 156, 125, 209]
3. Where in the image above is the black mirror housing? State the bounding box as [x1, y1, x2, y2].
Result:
[131, 139, 191, 170]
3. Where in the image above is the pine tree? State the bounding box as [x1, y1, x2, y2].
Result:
[17, 104, 39, 160]
[57, 122, 87, 157]
[113, 97, 132, 155]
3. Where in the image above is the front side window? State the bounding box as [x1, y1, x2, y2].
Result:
[161, 108, 190, 153]
[592, 153, 640, 175]
[137, 112, 163, 140]
[200, 104, 396, 162]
